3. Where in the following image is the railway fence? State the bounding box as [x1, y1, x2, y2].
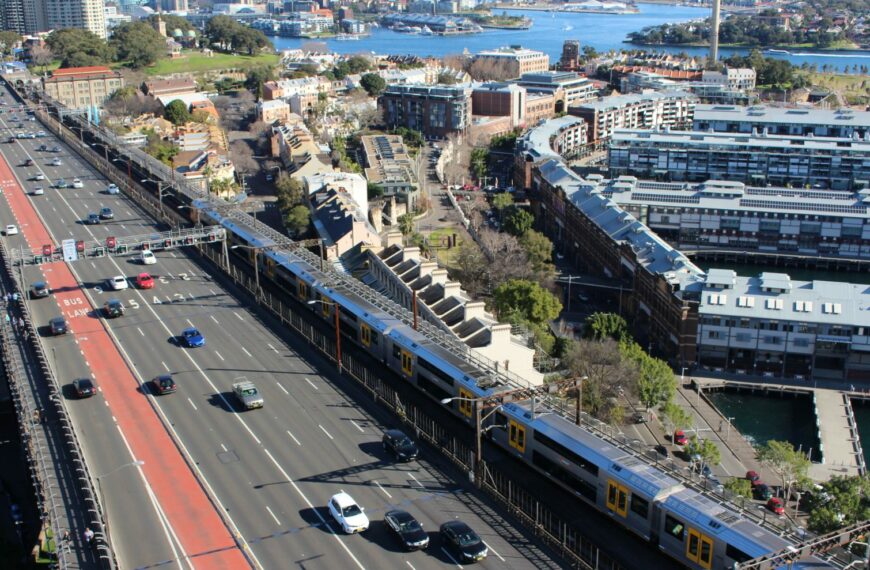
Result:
[0, 242, 115, 569]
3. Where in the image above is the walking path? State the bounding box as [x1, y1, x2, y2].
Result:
[811, 389, 863, 479]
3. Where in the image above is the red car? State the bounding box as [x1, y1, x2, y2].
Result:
[136, 272, 155, 289]
[673, 430, 688, 446]
[766, 497, 784, 515]
[746, 470, 762, 487]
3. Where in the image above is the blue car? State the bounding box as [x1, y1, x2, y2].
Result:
[181, 327, 205, 347]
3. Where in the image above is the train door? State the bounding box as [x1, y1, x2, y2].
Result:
[605, 480, 629, 518]
[686, 529, 713, 570]
[297, 279, 309, 301]
[361, 323, 371, 347]
[508, 420, 526, 454]
[458, 387, 473, 418]
[400, 349, 413, 377]
[264, 256, 275, 279]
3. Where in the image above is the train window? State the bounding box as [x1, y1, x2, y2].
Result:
[418, 357, 454, 386]
[532, 451, 596, 502]
[630, 494, 649, 519]
[418, 375, 451, 401]
[699, 537, 712, 568]
[534, 431, 598, 476]
[401, 351, 413, 376]
[495, 411, 507, 427]
[458, 388, 473, 417]
[725, 544, 751, 563]
[392, 345, 401, 360]
[665, 515, 685, 541]
[509, 421, 526, 453]
[606, 481, 628, 517]
[687, 531, 700, 562]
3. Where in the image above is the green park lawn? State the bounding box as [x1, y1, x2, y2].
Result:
[143, 51, 280, 76]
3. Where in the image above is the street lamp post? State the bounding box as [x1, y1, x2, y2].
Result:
[142, 178, 167, 216]
[440, 395, 504, 486]
[112, 156, 132, 186]
[231, 244, 263, 303]
[308, 299, 342, 374]
[575, 375, 588, 425]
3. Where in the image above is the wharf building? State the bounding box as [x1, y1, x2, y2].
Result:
[692, 104, 870, 138]
[608, 128, 870, 191]
[517, 117, 870, 382]
[586, 176, 870, 261]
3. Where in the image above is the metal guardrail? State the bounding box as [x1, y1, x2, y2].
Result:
[0, 242, 116, 569]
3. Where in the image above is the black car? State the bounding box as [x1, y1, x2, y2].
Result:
[654, 444, 669, 458]
[152, 375, 177, 395]
[99, 207, 114, 220]
[49, 316, 68, 335]
[384, 510, 428, 550]
[30, 281, 49, 299]
[754, 483, 773, 501]
[38, 144, 46, 151]
[103, 299, 124, 318]
[440, 521, 487, 563]
[23, 158, 33, 166]
[382, 429, 419, 461]
[73, 378, 95, 398]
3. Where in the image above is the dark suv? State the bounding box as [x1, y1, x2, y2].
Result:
[103, 299, 124, 318]
[383, 429, 419, 461]
[152, 375, 177, 395]
[49, 316, 68, 335]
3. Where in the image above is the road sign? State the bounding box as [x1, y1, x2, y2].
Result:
[61, 239, 78, 262]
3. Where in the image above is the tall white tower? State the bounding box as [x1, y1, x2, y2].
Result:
[710, 0, 721, 61]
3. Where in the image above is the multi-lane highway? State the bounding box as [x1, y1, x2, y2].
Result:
[0, 91, 563, 569]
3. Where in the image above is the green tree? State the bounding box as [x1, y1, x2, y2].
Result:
[45, 28, 112, 68]
[163, 99, 191, 125]
[757, 440, 811, 511]
[724, 477, 753, 499]
[367, 182, 384, 200]
[346, 55, 372, 74]
[470, 147, 489, 180]
[808, 475, 870, 533]
[662, 400, 692, 434]
[686, 436, 721, 472]
[436, 71, 459, 84]
[398, 213, 415, 236]
[359, 73, 386, 97]
[285, 204, 310, 237]
[0, 31, 22, 58]
[584, 312, 630, 342]
[518, 229, 553, 274]
[111, 21, 166, 68]
[502, 207, 534, 237]
[245, 66, 275, 99]
[275, 173, 303, 206]
[493, 279, 562, 325]
[491, 191, 513, 211]
[620, 341, 676, 412]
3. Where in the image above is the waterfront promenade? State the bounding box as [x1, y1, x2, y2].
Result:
[693, 377, 864, 480]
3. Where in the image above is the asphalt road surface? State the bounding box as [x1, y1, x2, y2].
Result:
[0, 94, 563, 569]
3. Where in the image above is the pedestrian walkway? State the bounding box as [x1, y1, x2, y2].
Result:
[811, 389, 863, 479]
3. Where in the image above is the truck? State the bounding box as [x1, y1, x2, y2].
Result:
[232, 380, 263, 410]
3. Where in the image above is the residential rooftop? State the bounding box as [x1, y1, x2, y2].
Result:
[693, 104, 870, 128]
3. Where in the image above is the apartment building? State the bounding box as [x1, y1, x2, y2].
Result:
[379, 84, 472, 139]
[592, 176, 870, 260]
[620, 72, 751, 105]
[697, 270, 870, 382]
[700, 68, 756, 91]
[360, 134, 420, 210]
[693, 105, 870, 138]
[514, 71, 597, 112]
[570, 91, 696, 144]
[43, 0, 107, 39]
[270, 122, 333, 179]
[43, 66, 124, 110]
[608, 128, 870, 190]
[471, 82, 525, 129]
[143, 77, 197, 98]
[474, 46, 549, 80]
[257, 99, 292, 124]
[310, 183, 380, 262]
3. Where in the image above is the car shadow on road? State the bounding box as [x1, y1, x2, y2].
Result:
[297, 507, 332, 534]
[357, 519, 416, 554]
[206, 391, 237, 412]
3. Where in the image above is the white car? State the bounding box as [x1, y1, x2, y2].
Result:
[32, 187, 44, 196]
[328, 492, 369, 534]
[107, 275, 128, 291]
[72, 178, 83, 189]
[139, 250, 156, 265]
[106, 183, 120, 195]
[50, 158, 61, 166]
[4, 225, 18, 235]
[33, 173, 44, 181]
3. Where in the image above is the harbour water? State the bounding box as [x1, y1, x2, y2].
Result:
[271, 3, 870, 71]
[852, 400, 870, 466]
[707, 390, 820, 460]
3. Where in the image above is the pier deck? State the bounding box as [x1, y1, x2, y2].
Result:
[811, 389, 864, 479]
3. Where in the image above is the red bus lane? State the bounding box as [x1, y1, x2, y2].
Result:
[0, 155, 249, 569]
